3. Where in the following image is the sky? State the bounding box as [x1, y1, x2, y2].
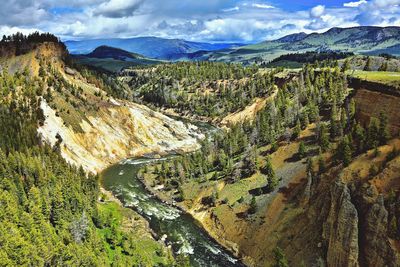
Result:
[0, 0, 399, 43]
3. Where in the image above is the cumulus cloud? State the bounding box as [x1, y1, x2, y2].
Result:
[0, 0, 48, 26]
[343, 0, 367, 8]
[94, 0, 144, 18]
[355, 0, 400, 25]
[0, 25, 42, 37]
[310, 5, 325, 18]
[0, 0, 399, 43]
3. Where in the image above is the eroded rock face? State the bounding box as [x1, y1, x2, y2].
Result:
[323, 179, 359, 267]
[38, 98, 204, 174]
[363, 198, 396, 266]
[353, 185, 397, 267]
[322, 179, 398, 267]
[354, 88, 400, 136]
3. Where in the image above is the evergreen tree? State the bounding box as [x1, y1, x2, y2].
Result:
[378, 61, 388, 71]
[261, 156, 278, 190]
[353, 123, 366, 154]
[341, 59, 350, 72]
[273, 247, 289, 267]
[364, 57, 372, 71]
[378, 112, 390, 145]
[318, 123, 330, 152]
[249, 196, 257, 214]
[335, 135, 352, 166]
[292, 119, 301, 140]
[298, 141, 307, 159]
[367, 117, 380, 149]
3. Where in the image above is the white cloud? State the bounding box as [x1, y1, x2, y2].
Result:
[223, 6, 240, 12]
[355, 0, 400, 25]
[370, 0, 400, 8]
[310, 5, 325, 18]
[343, 0, 367, 7]
[252, 3, 275, 9]
[0, 0, 399, 43]
[0, 26, 41, 37]
[94, 0, 144, 18]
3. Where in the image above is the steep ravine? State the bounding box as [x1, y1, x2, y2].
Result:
[38, 97, 204, 174]
[138, 80, 400, 267]
[36, 65, 400, 266]
[36, 88, 248, 265]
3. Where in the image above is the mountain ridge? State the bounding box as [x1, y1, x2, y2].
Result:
[65, 36, 245, 60]
[195, 26, 400, 63]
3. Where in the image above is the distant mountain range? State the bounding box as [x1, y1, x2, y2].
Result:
[68, 26, 400, 66]
[201, 26, 400, 63]
[65, 37, 244, 60]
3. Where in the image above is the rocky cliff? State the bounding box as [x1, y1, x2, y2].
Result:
[351, 80, 400, 135]
[323, 180, 359, 267]
[38, 97, 204, 174]
[0, 42, 205, 174]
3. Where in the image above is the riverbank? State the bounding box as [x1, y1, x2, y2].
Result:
[138, 173, 246, 263]
[137, 165, 249, 265]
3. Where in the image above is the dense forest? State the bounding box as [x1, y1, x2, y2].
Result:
[122, 62, 277, 118]
[139, 64, 348, 194]
[1, 31, 400, 266]
[135, 62, 399, 244]
[0, 34, 175, 266]
[266, 51, 354, 65]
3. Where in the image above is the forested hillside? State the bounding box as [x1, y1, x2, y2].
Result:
[124, 59, 400, 266]
[0, 33, 176, 266]
[1, 30, 400, 267]
[121, 62, 276, 119]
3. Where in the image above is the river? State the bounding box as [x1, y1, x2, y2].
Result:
[101, 156, 245, 267]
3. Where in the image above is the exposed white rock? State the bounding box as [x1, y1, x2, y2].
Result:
[38, 98, 204, 174]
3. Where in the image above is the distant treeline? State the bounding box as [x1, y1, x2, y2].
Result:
[1, 31, 61, 44]
[0, 32, 65, 56]
[269, 51, 354, 64]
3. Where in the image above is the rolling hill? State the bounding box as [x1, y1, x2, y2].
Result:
[72, 45, 162, 72]
[65, 37, 244, 60]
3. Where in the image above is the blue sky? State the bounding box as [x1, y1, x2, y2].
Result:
[0, 0, 399, 42]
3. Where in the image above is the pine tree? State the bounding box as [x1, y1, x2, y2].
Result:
[248, 196, 257, 214]
[298, 141, 306, 159]
[367, 117, 380, 149]
[292, 119, 301, 140]
[364, 57, 372, 71]
[261, 156, 278, 190]
[319, 123, 330, 152]
[378, 62, 388, 72]
[273, 247, 289, 267]
[378, 112, 390, 145]
[341, 59, 350, 72]
[242, 145, 257, 177]
[335, 135, 352, 166]
[353, 123, 366, 153]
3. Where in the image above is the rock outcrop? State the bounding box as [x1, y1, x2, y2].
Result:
[353, 184, 398, 267]
[323, 179, 359, 267]
[38, 98, 205, 174]
[353, 86, 400, 136]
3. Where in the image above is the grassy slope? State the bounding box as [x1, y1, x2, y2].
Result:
[349, 70, 400, 88]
